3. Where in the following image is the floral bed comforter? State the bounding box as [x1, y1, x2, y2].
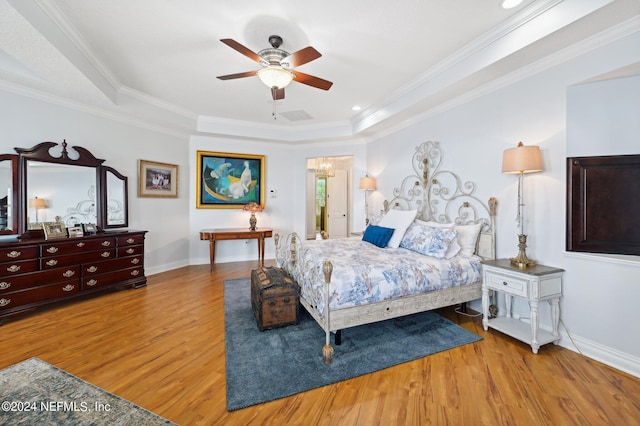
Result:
[291, 237, 483, 313]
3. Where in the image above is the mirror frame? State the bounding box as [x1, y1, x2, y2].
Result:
[15, 140, 129, 237]
[0, 154, 19, 235]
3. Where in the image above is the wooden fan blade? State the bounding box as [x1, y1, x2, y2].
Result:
[220, 39, 262, 63]
[217, 70, 258, 80]
[292, 71, 333, 91]
[271, 87, 285, 100]
[281, 46, 321, 68]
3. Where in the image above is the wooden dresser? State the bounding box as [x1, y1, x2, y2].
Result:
[0, 230, 147, 323]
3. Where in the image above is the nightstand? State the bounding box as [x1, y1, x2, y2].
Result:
[481, 259, 564, 354]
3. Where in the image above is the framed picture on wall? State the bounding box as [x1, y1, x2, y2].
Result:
[138, 160, 179, 198]
[196, 151, 265, 209]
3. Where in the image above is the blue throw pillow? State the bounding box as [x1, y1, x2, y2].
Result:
[362, 225, 395, 248]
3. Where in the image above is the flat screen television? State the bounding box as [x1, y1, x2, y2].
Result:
[566, 154, 640, 256]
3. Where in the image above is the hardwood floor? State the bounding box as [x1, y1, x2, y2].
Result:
[1, 261, 639, 425]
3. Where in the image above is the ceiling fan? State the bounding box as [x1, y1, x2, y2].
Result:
[217, 35, 333, 100]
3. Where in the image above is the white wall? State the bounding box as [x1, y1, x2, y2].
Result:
[365, 32, 640, 376]
[0, 91, 190, 275]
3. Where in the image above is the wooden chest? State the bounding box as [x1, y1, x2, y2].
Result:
[251, 267, 299, 331]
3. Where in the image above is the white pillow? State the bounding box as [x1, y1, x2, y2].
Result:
[453, 223, 483, 257]
[378, 209, 417, 248]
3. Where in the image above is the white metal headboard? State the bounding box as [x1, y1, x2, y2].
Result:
[384, 141, 497, 259]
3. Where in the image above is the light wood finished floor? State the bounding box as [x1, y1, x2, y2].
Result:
[1, 261, 639, 425]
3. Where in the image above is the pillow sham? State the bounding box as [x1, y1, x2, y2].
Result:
[417, 220, 482, 257]
[399, 223, 458, 259]
[415, 220, 459, 258]
[362, 225, 395, 248]
[378, 209, 417, 248]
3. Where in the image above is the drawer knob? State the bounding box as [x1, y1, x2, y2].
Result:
[63, 270, 75, 278]
[101, 251, 111, 258]
[503, 281, 508, 286]
[7, 250, 21, 258]
[46, 259, 58, 266]
[62, 284, 75, 292]
[0, 282, 10, 290]
[131, 270, 140, 276]
[126, 248, 135, 254]
[47, 247, 59, 254]
[87, 266, 98, 273]
[7, 265, 20, 273]
[76, 242, 86, 247]
[86, 279, 98, 287]
[126, 238, 135, 244]
[131, 258, 140, 264]
[0, 298, 10, 307]
[101, 241, 111, 247]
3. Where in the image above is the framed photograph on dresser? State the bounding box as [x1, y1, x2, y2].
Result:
[43, 222, 66, 240]
[67, 225, 84, 238]
[196, 151, 265, 209]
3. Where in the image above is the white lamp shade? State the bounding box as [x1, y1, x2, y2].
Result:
[502, 142, 543, 174]
[257, 66, 294, 89]
[29, 197, 46, 208]
[359, 175, 376, 190]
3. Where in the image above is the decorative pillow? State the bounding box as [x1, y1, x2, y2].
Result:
[453, 223, 483, 257]
[415, 220, 460, 258]
[362, 225, 395, 248]
[399, 223, 458, 258]
[377, 209, 417, 248]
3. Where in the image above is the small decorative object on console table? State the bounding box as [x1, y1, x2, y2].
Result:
[502, 142, 543, 267]
[481, 259, 563, 354]
[243, 202, 263, 230]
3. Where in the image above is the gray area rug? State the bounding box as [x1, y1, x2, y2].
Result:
[225, 278, 482, 411]
[0, 357, 175, 425]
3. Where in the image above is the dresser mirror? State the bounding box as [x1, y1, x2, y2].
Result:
[15, 140, 128, 236]
[0, 154, 18, 235]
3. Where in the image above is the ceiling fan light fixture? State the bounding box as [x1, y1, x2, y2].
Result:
[257, 66, 294, 89]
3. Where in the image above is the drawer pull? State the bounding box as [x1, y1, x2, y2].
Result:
[86, 279, 98, 287]
[76, 242, 86, 247]
[7, 250, 21, 258]
[63, 270, 75, 278]
[62, 284, 75, 292]
[47, 247, 59, 254]
[46, 259, 58, 266]
[7, 265, 20, 273]
[126, 238, 135, 244]
[126, 248, 135, 254]
[131, 270, 140, 276]
[101, 241, 111, 247]
[503, 281, 508, 286]
[0, 298, 10, 307]
[268, 300, 277, 306]
[0, 282, 10, 290]
[101, 251, 111, 258]
[131, 258, 140, 264]
[87, 266, 98, 273]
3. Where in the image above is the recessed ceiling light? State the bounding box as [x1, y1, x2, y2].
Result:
[501, 0, 523, 9]
[352, 105, 362, 111]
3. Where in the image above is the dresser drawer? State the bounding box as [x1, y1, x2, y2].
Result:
[0, 246, 38, 261]
[0, 259, 39, 277]
[117, 245, 143, 257]
[485, 271, 529, 298]
[0, 266, 80, 294]
[83, 255, 143, 276]
[83, 266, 144, 290]
[41, 237, 117, 257]
[42, 249, 116, 269]
[118, 234, 145, 246]
[0, 281, 79, 311]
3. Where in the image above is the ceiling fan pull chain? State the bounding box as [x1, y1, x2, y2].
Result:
[272, 99, 277, 120]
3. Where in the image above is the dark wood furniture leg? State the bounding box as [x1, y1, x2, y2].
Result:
[209, 240, 216, 271]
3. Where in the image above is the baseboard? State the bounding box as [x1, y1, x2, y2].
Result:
[558, 333, 640, 378]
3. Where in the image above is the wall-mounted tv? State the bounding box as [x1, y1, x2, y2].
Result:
[566, 154, 640, 256]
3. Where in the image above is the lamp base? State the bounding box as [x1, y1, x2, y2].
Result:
[249, 213, 257, 231]
[510, 234, 536, 268]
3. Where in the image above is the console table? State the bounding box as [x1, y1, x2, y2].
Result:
[200, 228, 273, 270]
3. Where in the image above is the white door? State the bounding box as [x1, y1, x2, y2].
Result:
[327, 170, 348, 238]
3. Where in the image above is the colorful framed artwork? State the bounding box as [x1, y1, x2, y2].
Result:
[138, 160, 179, 198]
[196, 151, 265, 209]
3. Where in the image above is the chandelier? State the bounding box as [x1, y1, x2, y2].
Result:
[315, 157, 335, 178]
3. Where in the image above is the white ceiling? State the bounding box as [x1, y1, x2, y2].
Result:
[1, 0, 638, 143]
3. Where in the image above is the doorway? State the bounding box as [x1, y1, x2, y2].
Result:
[305, 156, 353, 240]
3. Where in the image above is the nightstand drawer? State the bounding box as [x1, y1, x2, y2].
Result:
[486, 272, 528, 297]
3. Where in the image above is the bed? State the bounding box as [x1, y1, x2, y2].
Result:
[275, 141, 497, 363]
